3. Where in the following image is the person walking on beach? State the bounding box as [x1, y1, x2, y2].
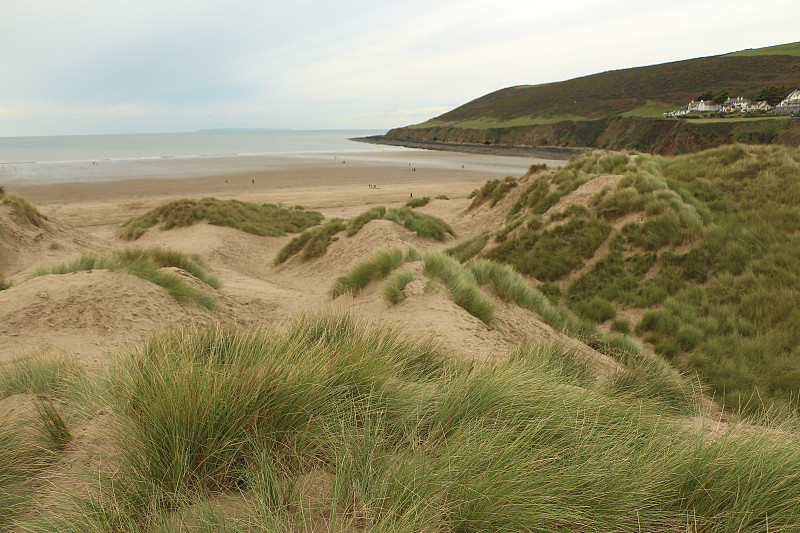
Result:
[410, 192, 413, 199]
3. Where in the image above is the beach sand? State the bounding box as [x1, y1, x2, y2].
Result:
[4, 150, 545, 227]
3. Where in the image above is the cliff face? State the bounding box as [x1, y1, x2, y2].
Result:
[386, 117, 800, 155]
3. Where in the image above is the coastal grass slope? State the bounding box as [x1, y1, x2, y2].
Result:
[463, 145, 800, 414]
[5, 312, 800, 531]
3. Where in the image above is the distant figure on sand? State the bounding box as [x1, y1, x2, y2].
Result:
[252, 179, 255, 184]
[410, 192, 413, 199]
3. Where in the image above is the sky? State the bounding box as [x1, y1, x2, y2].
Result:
[1, 0, 798, 137]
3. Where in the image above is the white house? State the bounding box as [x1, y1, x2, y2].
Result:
[721, 96, 751, 113]
[687, 100, 721, 112]
[777, 89, 800, 108]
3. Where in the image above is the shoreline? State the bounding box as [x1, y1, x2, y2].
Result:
[351, 135, 589, 159]
[4, 150, 553, 228]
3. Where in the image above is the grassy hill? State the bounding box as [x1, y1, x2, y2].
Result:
[383, 41, 800, 154]
[454, 144, 800, 414]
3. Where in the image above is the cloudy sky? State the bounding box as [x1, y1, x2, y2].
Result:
[1, 0, 797, 137]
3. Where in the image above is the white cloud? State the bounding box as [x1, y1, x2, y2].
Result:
[1, 0, 798, 135]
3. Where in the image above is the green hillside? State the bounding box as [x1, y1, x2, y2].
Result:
[456, 145, 800, 415]
[728, 41, 800, 57]
[383, 41, 800, 154]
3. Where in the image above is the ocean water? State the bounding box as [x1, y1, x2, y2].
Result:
[0, 130, 408, 185]
[0, 130, 395, 164]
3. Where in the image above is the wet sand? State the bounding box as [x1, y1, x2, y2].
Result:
[4, 150, 564, 227]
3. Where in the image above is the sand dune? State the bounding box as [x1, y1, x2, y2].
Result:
[0, 153, 604, 368]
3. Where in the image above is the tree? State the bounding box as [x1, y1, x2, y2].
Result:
[753, 85, 791, 106]
[713, 90, 729, 105]
[696, 91, 714, 102]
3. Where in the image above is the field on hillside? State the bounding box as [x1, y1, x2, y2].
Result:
[2, 156, 800, 532]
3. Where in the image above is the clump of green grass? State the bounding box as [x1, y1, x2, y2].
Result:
[329, 247, 405, 299]
[574, 296, 617, 323]
[405, 196, 430, 208]
[99, 314, 448, 511]
[0, 272, 9, 291]
[468, 177, 518, 210]
[404, 244, 423, 262]
[435, 194, 450, 200]
[34, 396, 72, 451]
[0, 355, 86, 399]
[31, 247, 219, 309]
[611, 318, 631, 334]
[600, 335, 698, 411]
[0, 188, 48, 228]
[117, 198, 324, 240]
[385, 208, 456, 240]
[383, 269, 416, 304]
[274, 218, 346, 264]
[0, 419, 51, 528]
[487, 214, 611, 281]
[346, 206, 386, 236]
[445, 231, 490, 263]
[509, 341, 594, 387]
[423, 252, 494, 325]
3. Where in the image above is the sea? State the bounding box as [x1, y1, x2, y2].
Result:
[0, 130, 410, 186]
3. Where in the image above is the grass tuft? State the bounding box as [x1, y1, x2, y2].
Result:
[468, 177, 518, 210]
[34, 396, 72, 451]
[445, 232, 491, 263]
[31, 247, 220, 309]
[405, 196, 430, 208]
[346, 206, 386, 236]
[423, 252, 494, 325]
[116, 197, 323, 240]
[385, 207, 456, 240]
[330, 247, 405, 299]
[383, 269, 416, 304]
[274, 219, 346, 264]
[0, 189, 48, 228]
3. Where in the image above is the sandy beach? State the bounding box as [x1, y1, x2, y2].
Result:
[4, 150, 552, 227]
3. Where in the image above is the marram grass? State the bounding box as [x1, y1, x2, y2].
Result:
[329, 247, 405, 298]
[472, 144, 800, 414]
[31, 247, 220, 309]
[28, 311, 800, 532]
[276, 207, 455, 264]
[383, 269, 416, 304]
[423, 252, 494, 325]
[0, 188, 48, 228]
[116, 197, 323, 240]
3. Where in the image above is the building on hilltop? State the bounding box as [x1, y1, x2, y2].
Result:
[688, 100, 721, 113]
[774, 89, 800, 114]
[721, 96, 751, 113]
[665, 96, 773, 117]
